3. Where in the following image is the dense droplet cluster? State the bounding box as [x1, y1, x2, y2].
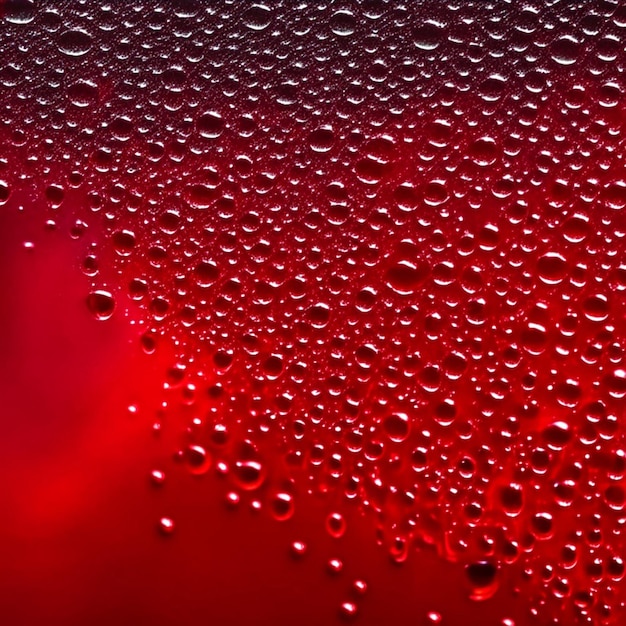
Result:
[2, 1, 626, 623]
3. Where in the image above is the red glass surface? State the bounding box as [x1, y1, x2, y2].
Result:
[1, 2, 625, 625]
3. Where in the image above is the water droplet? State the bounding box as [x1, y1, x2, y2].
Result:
[385, 261, 429, 295]
[150, 469, 166, 486]
[4, 0, 35, 25]
[233, 460, 266, 491]
[58, 29, 93, 56]
[583, 294, 609, 322]
[466, 561, 499, 600]
[270, 492, 294, 521]
[326, 512, 346, 538]
[184, 445, 211, 475]
[197, 111, 224, 139]
[309, 127, 335, 153]
[242, 4, 272, 31]
[330, 11, 356, 37]
[158, 517, 175, 535]
[339, 601, 358, 620]
[86, 290, 115, 321]
[352, 579, 367, 595]
[382, 412, 410, 442]
[550, 36, 580, 65]
[537, 253, 567, 284]
[290, 540, 307, 558]
[499, 483, 523, 516]
[0, 181, 10, 204]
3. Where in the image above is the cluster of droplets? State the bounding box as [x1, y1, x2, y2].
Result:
[2, 1, 626, 623]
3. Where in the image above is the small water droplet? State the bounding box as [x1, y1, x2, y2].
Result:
[150, 469, 166, 486]
[86, 290, 115, 321]
[158, 517, 175, 535]
[270, 492, 294, 521]
[233, 460, 266, 491]
[326, 512, 346, 538]
[184, 445, 211, 475]
[339, 601, 358, 620]
[290, 540, 307, 558]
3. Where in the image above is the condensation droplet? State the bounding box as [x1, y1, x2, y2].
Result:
[86, 290, 115, 321]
